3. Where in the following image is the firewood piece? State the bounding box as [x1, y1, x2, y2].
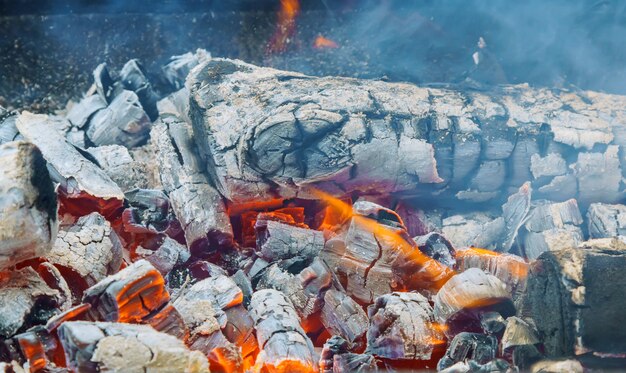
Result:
[414, 232, 456, 268]
[366, 292, 444, 361]
[119, 59, 159, 120]
[162, 49, 211, 90]
[455, 248, 528, 305]
[66, 94, 107, 129]
[87, 145, 151, 191]
[82, 260, 169, 323]
[573, 146, 622, 205]
[255, 220, 324, 264]
[530, 153, 567, 179]
[0, 267, 62, 338]
[321, 289, 369, 350]
[523, 226, 584, 260]
[395, 202, 441, 237]
[48, 212, 123, 293]
[57, 321, 209, 373]
[501, 317, 542, 370]
[142, 304, 188, 340]
[523, 243, 626, 364]
[123, 188, 171, 233]
[230, 270, 253, 308]
[352, 201, 405, 229]
[152, 118, 233, 255]
[139, 237, 190, 276]
[249, 289, 317, 373]
[86, 90, 151, 148]
[441, 214, 504, 250]
[15, 112, 124, 215]
[433, 268, 515, 336]
[436, 332, 498, 371]
[524, 199, 583, 232]
[587, 203, 626, 239]
[319, 336, 377, 373]
[0, 141, 58, 270]
[500, 182, 532, 252]
[478, 311, 506, 335]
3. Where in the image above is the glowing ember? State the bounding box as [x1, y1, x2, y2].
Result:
[313, 35, 339, 49]
[267, 0, 301, 54]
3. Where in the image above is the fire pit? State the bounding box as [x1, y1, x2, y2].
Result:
[2, 1, 626, 372]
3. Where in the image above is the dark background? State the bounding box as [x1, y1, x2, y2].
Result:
[1, 0, 626, 111]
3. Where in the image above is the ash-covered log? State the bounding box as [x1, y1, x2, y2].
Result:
[501, 316, 543, 370]
[437, 332, 498, 371]
[249, 289, 317, 373]
[188, 59, 626, 205]
[321, 289, 369, 351]
[87, 145, 153, 191]
[0, 141, 57, 270]
[255, 220, 324, 264]
[57, 321, 209, 372]
[319, 336, 377, 373]
[524, 242, 626, 366]
[587, 203, 626, 239]
[0, 108, 20, 145]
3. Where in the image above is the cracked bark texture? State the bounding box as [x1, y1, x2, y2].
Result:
[57, 321, 209, 373]
[0, 141, 57, 270]
[188, 58, 626, 206]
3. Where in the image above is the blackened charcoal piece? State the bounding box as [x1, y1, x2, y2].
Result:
[320, 336, 377, 373]
[48, 212, 123, 294]
[57, 321, 209, 372]
[88, 145, 151, 191]
[1, 326, 60, 371]
[479, 311, 506, 335]
[0, 110, 21, 145]
[255, 220, 324, 263]
[139, 237, 190, 276]
[162, 49, 211, 90]
[141, 304, 187, 340]
[86, 90, 151, 148]
[352, 201, 405, 229]
[573, 146, 622, 206]
[16, 112, 124, 216]
[500, 182, 532, 252]
[82, 260, 170, 323]
[437, 332, 498, 371]
[124, 189, 170, 233]
[501, 317, 542, 370]
[395, 202, 441, 237]
[249, 289, 317, 373]
[414, 232, 456, 268]
[66, 94, 107, 129]
[0, 141, 58, 270]
[524, 199, 583, 233]
[441, 213, 504, 250]
[523, 244, 626, 365]
[93, 63, 116, 103]
[152, 118, 233, 256]
[321, 289, 369, 350]
[0, 267, 62, 338]
[587, 203, 626, 239]
[230, 270, 253, 308]
[119, 59, 160, 120]
[523, 226, 583, 260]
[366, 292, 444, 360]
[530, 153, 567, 179]
[434, 268, 515, 337]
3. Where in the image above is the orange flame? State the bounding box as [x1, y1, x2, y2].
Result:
[457, 247, 529, 280]
[267, 0, 301, 54]
[313, 35, 339, 49]
[424, 322, 448, 346]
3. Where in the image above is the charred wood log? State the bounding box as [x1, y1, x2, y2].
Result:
[366, 292, 444, 361]
[188, 59, 626, 206]
[255, 220, 324, 264]
[319, 336, 377, 373]
[87, 145, 152, 191]
[82, 260, 169, 323]
[15, 112, 124, 217]
[57, 321, 209, 372]
[161, 49, 210, 90]
[66, 94, 107, 130]
[0, 141, 58, 270]
[137, 236, 190, 276]
[1, 325, 63, 372]
[321, 289, 369, 351]
[248, 289, 317, 373]
[587, 203, 626, 239]
[501, 316, 542, 370]
[523, 243, 626, 365]
[413, 232, 456, 269]
[0, 108, 20, 145]
[433, 268, 515, 337]
[437, 332, 498, 371]
[142, 304, 188, 340]
[119, 59, 159, 121]
[152, 116, 233, 256]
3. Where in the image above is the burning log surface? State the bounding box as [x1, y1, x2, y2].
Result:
[188, 58, 626, 205]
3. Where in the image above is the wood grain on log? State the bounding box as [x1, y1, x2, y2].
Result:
[321, 289, 369, 351]
[0, 141, 58, 270]
[255, 220, 324, 264]
[188, 58, 626, 206]
[587, 203, 626, 239]
[87, 145, 151, 191]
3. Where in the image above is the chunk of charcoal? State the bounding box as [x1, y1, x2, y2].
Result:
[414, 232, 456, 268]
[255, 220, 324, 264]
[0, 141, 58, 270]
[119, 59, 159, 120]
[573, 145, 622, 205]
[93, 63, 116, 103]
[479, 311, 506, 335]
[352, 201, 406, 229]
[394, 202, 441, 237]
[587, 203, 626, 239]
[434, 268, 515, 337]
[123, 188, 170, 233]
[88, 145, 151, 191]
[524, 199, 583, 232]
[2, 326, 61, 371]
[469, 160, 506, 193]
[230, 270, 253, 308]
[140, 304, 187, 340]
[321, 289, 369, 350]
[501, 317, 542, 370]
[530, 359, 584, 373]
[500, 182, 532, 252]
[320, 336, 377, 373]
[0, 110, 21, 145]
[366, 292, 444, 360]
[82, 260, 169, 323]
[86, 90, 151, 148]
[530, 153, 567, 179]
[161, 49, 211, 90]
[523, 226, 583, 260]
[66, 94, 107, 129]
[442, 214, 504, 250]
[437, 332, 498, 371]
[139, 237, 190, 276]
[249, 289, 316, 373]
[57, 321, 209, 372]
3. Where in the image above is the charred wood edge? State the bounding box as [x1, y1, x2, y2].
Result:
[15, 111, 124, 202]
[320, 335, 377, 373]
[188, 58, 626, 208]
[0, 141, 58, 270]
[255, 219, 324, 263]
[321, 288, 368, 350]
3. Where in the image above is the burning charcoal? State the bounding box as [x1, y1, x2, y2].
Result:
[1, 326, 62, 372]
[86, 90, 151, 148]
[366, 292, 444, 361]
[255, 220, 324, 264]
[152, 117, 233, 256]
[36, 262, 73, 311]
[119, 59, 160, 120]
[455, 248, 528, 305]
[321, 289, 369, 350]
[442, 214, 504, 250]
[0, 141, 57, 270]
[48, 212, 123, 295]
[320, 336, 377, 373]
[138, 237, 190, 276]
[352, 201, 405, 229]
[478, 311, 506, 335]
[501, 317, 542, 370]
[249, 289, 317, 373]
[434, 268, 515, 337]
[82, 260, 169, 323]
[162, 49, 211, 90]
[57, 321, 209, 372]
[437, 332, 498, 371]
[395, 202, 441, 237]
[141, 303, 187, 340]
[87, 145, 151, 191]
[123, 188, 170, 233]
[530, 359, 584, 373]
[66, 94, 107, 129]
[0, 267, 62, 338]
[230, 270, 253, 307]
[15, 112, 124, 217]
[523, 243, 626, 365]
[414, 232, 456, 268]
[587, 203, 626, 239]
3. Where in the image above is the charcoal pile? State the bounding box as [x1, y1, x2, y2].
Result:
[2, 52, 626, 373]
